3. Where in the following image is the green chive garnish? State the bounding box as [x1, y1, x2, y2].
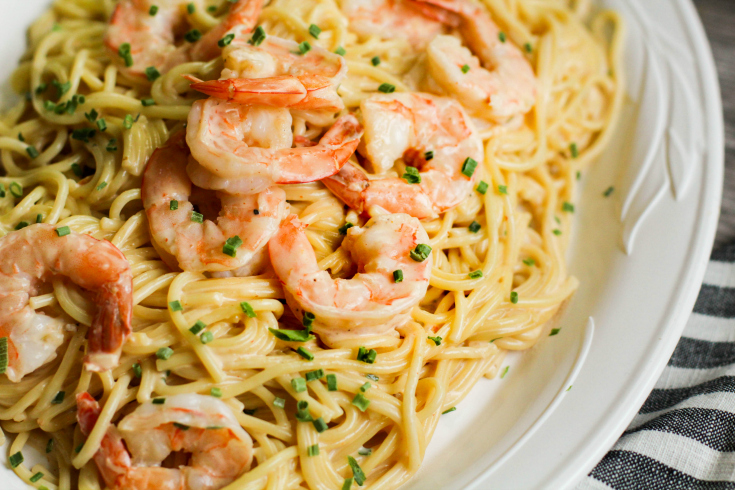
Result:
[393, 270, 403, 283]
[292, 377, 307, 393]
[309, 24, 322, 39]
[210, 387, 222, 397]
[409, 244, 432, 262]
[240, 301, 256, 318]
[351, 393, 370, 412]
[378, 83, 395, 93]
[156, 347, 173, 360]
[371, 56, 380, 66]
[327, 373, 337, 391]
[55, 226, 71, 237]
[296, 346, 314, 361]
[461, 64, 470, 73]
[461, 157, 478, 178]
[510, 291, 518, 304]
[468, 270, 483, 279]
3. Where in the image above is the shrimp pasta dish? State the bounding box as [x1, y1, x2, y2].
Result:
[0, 0, 622, 488]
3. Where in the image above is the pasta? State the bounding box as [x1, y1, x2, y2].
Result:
[0, 0, 623, 488]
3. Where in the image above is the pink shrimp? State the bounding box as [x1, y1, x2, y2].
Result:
[105, 0, 263, 79]
[0, 224, 132, 380]
[185, 98, 363, 195]
[322, 92, 483, 219]
[77, 392, 253, 490]
[269, 213, 431, 344]
[142, 131, 287, 274]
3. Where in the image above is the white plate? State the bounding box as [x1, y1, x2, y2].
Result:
[0, 0, 724, 489]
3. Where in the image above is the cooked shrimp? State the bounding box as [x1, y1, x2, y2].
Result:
[106, 0, 263, 79]
[270, 213, 431, 344]
[77, 392, 253, 490]
[188, 29, 346, 117]
[186, 98, 363, 194]
[412, 0, 537, 122]
[0, 224, 132, 381]
[142, 131, 287, 274]
[323, 92, 483, 219]
[341, 0, 448, 50]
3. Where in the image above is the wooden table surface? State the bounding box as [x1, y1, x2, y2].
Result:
[694, 0, 735, 247]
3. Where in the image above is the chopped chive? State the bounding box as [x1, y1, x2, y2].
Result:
[549, 328, 561, 336]
[30, 472, 43, 483]
[200, 331, 214, 344]
[51, 391, 65, 404]
[498, 185, 508, 195]
[0, 183, 5, 198]
[442, 407, 457, 414]
[352, 393, 370, 412]
[207, 5, 217, 12]
[0, 337, 8, 374]
[469, 221, 481, 233]
[469, 270, 483, 279]
[567, 385, 573, 391]
[297, 41, 312, 55]
[191, 211, 204, 223]
[523, 258, 535, 266]
[173, 422, 189, 430]
[14, 221, 29, 231]
[296, 346, 314, 361]
[393, 269, 403, 283]
[210, 387, 222, 397]
[562, 202, 575, 213]
[70, 163, 84, 177]
[132, 363, 142, 378]
[145, 66, 161, 81]
[273, 397, 286, 408]
[461, 64, 470, 73]
[269, 328, 314, 342]
[554, 216, 561, 225]
[295, 400, 312, 421]
[371, 56, 380, 66]
[55, 226, 71, 237]
[326, 373, 337, 391]
[26, 146, 40, 159]
[360, 382, 371, 392]
[84, 109, 98, 123]
[402, 166, 421, 184]
[149, 5, 158, 15]
[44, 100, 56, 111]
[378, 83, 395, 93]
[307, 444, 320, 456]
[409, 243, 432, 262]
[184, 29, 202, 43]
[118, 43, 133, 67]
[9, 452, 23, 468]
[35, 83, 47, 94]
[499, 32, 507, 42]
[240, 301, 256, 318]
[71, 128, 96, 143]
[45, 438, 54, 454]
[312, 417, 328, 433]
[603, 186, 615, 197]
[36, 214, 43, 223]
[96, 181, 107, 191]
[342, 478, 354, 490]
[570, 143, 579, 159]
[169, 199, 178, 210]
[52, 79, 71, 97]
[424, 150, 434, 160]
[461, 157, 478, 178]
[428, 336, 442, 346]
[10, 182, 23, 198]
[476, 180, 489, 194]
[302, 311, 315, 329]
[510, 291, 518, 304]
[305, 369, 325, 382]
[152, 397, 165, 405]
[141, 98, 156, 106]
[156, 347, 174, 360]
[524, 42, 532, 53]
[358, 447, 372, 456]
[123, 114, 134, 129]
[348, 456, 366, 485]
[249, 26, 266, 46]
[186, 3, 195, 14]
[218, 33, 235, 47]
[189, 320, 206, 335]
[553, 229, 562, 236]
[339, 222, 354, 235]
[357, 347, 377, 364]
[291, 377, 307, 393]
[309, 24, 322, 39]
[501, 366, 509, 378]
[366, 373, 379, 382]
[335, 46, 346, 56]
[223, 235, 243, 257]
[18, 133, 24, 142]
[74, 443, 84, 453]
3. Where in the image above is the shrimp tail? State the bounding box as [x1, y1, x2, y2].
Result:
[85, 282, 133, 372]
[321, 163, 370, 214]
[76, 392, 102, 435]
[189, 76, 310, 106]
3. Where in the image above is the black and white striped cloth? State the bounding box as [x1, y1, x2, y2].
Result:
[577, 244, 735, 489]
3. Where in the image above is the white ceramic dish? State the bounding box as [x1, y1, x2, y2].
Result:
[0, 0, 724, 489]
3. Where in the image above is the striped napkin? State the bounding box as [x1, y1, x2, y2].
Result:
[577, 245, 735, 489]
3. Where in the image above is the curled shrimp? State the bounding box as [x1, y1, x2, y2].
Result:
[412, 0, 537, 123]
[77, 392, 253, 490]
[341, 0, 447, 50]
[0, 224, 132, 381]
[142, 131, 287, 274]
[187, 28, 346, 119]
[269, 213, 431, 344]
[106, 0, 263, 79]
[186, 98, 363, 194]
[323, 92, 483, 219]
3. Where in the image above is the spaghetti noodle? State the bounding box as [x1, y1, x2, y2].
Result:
[0, 0, 623, 488]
